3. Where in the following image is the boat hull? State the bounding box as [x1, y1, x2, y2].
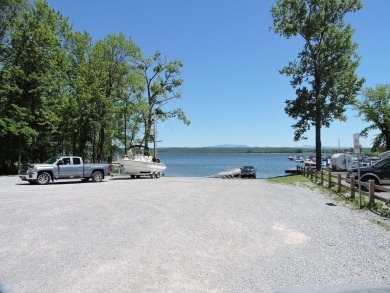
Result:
[120, 159, 166, 175]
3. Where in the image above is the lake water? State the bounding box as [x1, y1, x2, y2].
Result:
[158, 153, 305, 178]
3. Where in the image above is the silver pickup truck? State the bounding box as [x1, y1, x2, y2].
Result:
[19, 156, 111, 185]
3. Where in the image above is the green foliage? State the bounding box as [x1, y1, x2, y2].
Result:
[0, 0, 72, 173]
[271, 0, 365, 170]
[354, 84, 390, 151]
[135, 51, 190, 147]
[0, 1, 189, 175]
[267, 174, 310, 184]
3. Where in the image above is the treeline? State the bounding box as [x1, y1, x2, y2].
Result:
[158, 147, 373, 154]
[0, 0, 189, 175]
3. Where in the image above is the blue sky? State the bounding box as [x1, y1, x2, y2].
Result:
[46, 0, 389, 148]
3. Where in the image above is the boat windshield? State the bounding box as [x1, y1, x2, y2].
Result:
[131, 146, 151, 156]
[43, 157, 60, 164]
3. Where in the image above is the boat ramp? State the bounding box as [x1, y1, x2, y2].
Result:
[207, 168, 242, 179]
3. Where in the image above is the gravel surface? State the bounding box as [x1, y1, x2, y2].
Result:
[0, 175, 389, 293]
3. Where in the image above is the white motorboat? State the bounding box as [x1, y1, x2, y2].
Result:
[120, 145, 166, 178]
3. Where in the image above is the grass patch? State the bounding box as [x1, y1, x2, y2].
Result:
[369, 219, 390, 231]
[267, 174, 311, 184]
[269, 170, 390, 230]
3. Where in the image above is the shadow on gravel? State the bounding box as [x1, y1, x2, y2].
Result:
[16, 180, 109, 186]
[110, 176, 161, 180]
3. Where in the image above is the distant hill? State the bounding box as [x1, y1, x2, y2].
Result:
[158, 145, 370, 154]
[158, 146, 318, 154]
[211, 144, 250, 148]
[301, 145, 351, 149]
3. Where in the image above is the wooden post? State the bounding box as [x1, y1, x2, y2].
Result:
[350, 176, 355, 199]
[320, 170, 324, 186]
[337, 174, 341, 193]
[310, 168, 313, 180]
[314, 170, 318, 183]
[328, 171, 332, 188]
[369, 180, 375, 204]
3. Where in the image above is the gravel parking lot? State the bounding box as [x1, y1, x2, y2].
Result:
[0, 175, 390, 293]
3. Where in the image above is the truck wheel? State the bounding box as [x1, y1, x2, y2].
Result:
[91, 171, 103, 182]
[150, 173, 156, 179]
[156, 172, 161, 178]
[37, 172, 51, 185]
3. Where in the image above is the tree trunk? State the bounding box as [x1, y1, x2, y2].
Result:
[315, 111, 322, 171]
[97, 127, 104, 162]
[386, 129, 390, 151]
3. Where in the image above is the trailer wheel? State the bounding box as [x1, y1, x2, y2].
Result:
[91, 171, 103, 182]
[150, 173, 156, 179]
[155, 172, 161, 178]
[37, 172, 51, 185]
[131, 175, 136, 179]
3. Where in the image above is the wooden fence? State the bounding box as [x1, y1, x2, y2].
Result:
[297, 166, 390, 205]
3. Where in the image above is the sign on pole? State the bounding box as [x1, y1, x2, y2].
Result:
[353, 133, 360, 154]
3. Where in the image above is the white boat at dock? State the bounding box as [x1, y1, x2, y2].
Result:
[120, 145, 166, 179]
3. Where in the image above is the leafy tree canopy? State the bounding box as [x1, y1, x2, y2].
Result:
[354, 84, 390, 151]
[271, 0, 364, 170]
[0, 0, 189, 174]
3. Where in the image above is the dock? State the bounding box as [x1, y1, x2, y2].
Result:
[285, 167, 299, 174]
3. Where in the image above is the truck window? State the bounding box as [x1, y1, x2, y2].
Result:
[73, 157, 81, 165]
[62, 157, 71, 165]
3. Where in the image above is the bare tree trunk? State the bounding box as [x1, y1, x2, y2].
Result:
[97, 127, 104, 162]
[315, 112, 322, 171]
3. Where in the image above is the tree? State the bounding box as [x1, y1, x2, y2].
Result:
[354, 84, 390, 151]
[0, 0, 28, 44]
[136, 51, 190, 149]
[89, 33, 141, 162]
[271, 0, 365, 170]
[112, 70, 145, 155]
[0, 0, 71, 174]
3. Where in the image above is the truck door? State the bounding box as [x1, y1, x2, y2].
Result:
[71, 157, 83, 178]
[58, 157, 83, 178]
[381, 160, 390, 184]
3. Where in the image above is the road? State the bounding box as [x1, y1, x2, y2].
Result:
[0, 176, 389, 292]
